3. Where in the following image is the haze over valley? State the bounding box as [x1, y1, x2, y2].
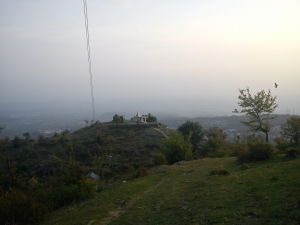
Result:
[0, 1, 300, 225]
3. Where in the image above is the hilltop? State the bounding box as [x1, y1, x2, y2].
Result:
[70, 122, 170, 169]
[40, 157, 300, 225]
[0, 121, 170, 180]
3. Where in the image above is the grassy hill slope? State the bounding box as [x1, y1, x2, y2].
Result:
[1, 122, 169, 180]
[71, 122, 169, 168]
[40, 157, 300, 225]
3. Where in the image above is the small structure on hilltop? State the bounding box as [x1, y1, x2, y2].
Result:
[131, 112, 148, 124]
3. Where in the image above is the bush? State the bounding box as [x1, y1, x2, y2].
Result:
[0, 188, 46, 225]
[238, 142, 274, 163]
[39, 181, 93, 210]
[152, 152, 167, 165]
[163, 132, 193, 164]
[205, 142, 242, 158]
[286, 147, 298, 158]
[135, 166, 148, 178]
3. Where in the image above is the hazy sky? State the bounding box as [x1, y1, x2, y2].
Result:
[1, 0, 299, 116]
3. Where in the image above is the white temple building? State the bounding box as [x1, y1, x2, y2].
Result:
[131, 112, 148, 124]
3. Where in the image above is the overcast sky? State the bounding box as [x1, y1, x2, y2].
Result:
[0, 0, 299, 117]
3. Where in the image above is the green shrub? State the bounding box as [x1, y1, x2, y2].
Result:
[215, 149, 228, 157]
[286, 147, 298, 158]
[152, 152, 167, 165]
[206, 142, 244, 159]
[163, 132, 193, 164]
[135, 166, 148, 178]
[238, 142, 274, 163]
[227, 143, 244, 156]
[39, 181, 93, 210]
[0, 188, 46, 225]
[274, 136, 290, 153]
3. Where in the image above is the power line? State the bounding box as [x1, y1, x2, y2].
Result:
[82, 0, 95, 121]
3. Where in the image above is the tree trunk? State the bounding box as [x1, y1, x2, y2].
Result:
[265, 132, 269, 143]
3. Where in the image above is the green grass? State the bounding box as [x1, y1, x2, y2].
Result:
[40, 157, 300, 225]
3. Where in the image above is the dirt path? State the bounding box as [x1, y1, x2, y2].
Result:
[88, 179, 164, 225]
[152, 128, 168, 138]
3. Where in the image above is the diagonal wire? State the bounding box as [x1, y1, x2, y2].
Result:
[83, 0, 95, 121]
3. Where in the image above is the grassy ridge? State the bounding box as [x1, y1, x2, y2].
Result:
[71, 122, 167, 167]
[40, 157, 300, 225]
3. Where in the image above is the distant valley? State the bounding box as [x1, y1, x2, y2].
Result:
[0, 109, 295, 141]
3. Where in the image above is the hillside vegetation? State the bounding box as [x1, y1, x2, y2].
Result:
[1, 122, 168, 180]
[40, 157, 300, 225]
[71, 122, 169, 168]
[0, 122, 170, 225]
[1, 112, 299, 225]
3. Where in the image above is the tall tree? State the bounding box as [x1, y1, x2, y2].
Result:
[112, 114, 124, 123]
[147, 113, 157, 123]
[234, 88, 278, 143]
[206, 127, 227, 151]
[23, 132, 30, 141]
[282, 116, 300, 146]
[0, 125, 4, 135]
[177, 121, 204, 152]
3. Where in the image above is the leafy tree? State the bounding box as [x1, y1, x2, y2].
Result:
[84, 120, 90, 126]
[60, 161, 84, 185]
[151, 152, 167, 165]
[61, 129, 70, 135]
[59, 134, 74, 162]
[0, 137, 9, 152]
[163, 131, 193, 164]
[281, 116, 300, 147]
[95, 132, 105, 146]
[206, 127, 227, 146]
[92, 136, 113, 189]
[177, 121, 204, 153]
[147, 113, 157, 123]
[37, 135, 46, 145]
[237, 142, 274, 162]
[0, 158, 18, 190]
[12, 136, 21, 148]
[0, 125, 5, 135]
[112, 114, 124, 123]
[23, 132, 31, 141]
[205, 127, 227, 154]
[0, 188, 46, 225]
[234, 88, 278, 143]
